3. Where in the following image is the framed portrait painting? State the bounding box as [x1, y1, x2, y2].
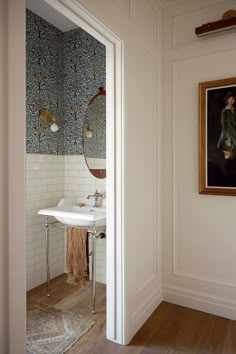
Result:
[199, 77, 236, 196]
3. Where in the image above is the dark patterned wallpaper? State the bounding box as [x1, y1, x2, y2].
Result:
[26, 9, 106, 156]
[26, 9, 64, 154]
[63, 28, 106, 155]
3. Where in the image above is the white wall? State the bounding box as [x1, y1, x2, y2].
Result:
[162, 0, 236, 319]
[76, 0, 163, 342]
[0, 0, 8, 352]
[8, 0, 26, 353]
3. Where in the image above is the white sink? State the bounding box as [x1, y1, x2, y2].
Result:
[38, 198, 106, 227]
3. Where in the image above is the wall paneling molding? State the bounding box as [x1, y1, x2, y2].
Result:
[163, 284, 236, 320]
[171, 57, 236, 289]
[130, 0, 157, 49]
[162, 0, 236, 321]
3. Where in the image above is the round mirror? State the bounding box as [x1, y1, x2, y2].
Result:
[83, 88, 106, 179]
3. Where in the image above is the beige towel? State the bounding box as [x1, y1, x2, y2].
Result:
[66, 227, 89, 286]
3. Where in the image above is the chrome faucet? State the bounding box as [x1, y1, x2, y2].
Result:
[87, 189, 103, 207]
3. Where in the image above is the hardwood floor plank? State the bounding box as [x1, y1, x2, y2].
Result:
[27, 277, 236, 354]
[222, 320, 236, 354]
[27, 275, 107, 353]
[140, 304, 229, 354]
[115, 302, 174, 354]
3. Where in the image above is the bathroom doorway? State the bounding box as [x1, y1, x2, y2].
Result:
[15, 1, 122, 352]
[25, 2, 107, 351]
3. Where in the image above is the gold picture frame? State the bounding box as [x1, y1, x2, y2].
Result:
[199, 77, 236, 196]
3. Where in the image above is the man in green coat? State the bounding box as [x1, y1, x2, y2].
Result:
[217, 91, 236, 160]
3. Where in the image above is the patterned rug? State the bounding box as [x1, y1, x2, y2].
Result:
[26, 301, 95, 354]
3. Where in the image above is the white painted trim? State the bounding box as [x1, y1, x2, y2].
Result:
[9, 0, 125, 350]
[132, 287, 163, 337]
[163, 284, 236, 320]
[173, 269, 236, 289]
[125, 0, 131, 19]
[113, 39, 126, 345]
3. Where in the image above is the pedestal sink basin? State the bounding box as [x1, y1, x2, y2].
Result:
[38, 198, 106, 227]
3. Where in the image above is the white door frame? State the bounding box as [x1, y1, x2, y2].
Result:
[8, 0, 124, 351]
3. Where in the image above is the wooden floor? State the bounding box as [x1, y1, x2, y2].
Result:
[27, 275, 236, 353]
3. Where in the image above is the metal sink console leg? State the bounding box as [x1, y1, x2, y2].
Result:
[45, 216, 51, 297]
[44, 218, 105, 314]
[89, 228, 97, 314]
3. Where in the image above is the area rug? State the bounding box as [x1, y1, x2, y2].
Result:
[26, 301, 95, 354]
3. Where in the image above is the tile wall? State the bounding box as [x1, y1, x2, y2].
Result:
[64, 155, 106, 284]
[25, 154, 65, 291]
[26, 154, 106, 290]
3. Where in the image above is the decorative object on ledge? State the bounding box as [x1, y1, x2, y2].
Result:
[39, 109, 59, 132]
[199, 77, 236, 196]
[195, 10, 236, 37]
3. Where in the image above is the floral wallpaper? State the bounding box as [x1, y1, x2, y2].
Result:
[26, 9, 64, 154]
[63, 28, 106, 155]
[26, 9, 106, 156]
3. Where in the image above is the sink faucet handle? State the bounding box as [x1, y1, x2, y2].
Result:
[95, 189, 103, 197]
[87, 190, 103, 207]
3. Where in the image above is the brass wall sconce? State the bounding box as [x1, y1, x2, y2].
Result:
[39, 109, 59, 132]
[195, 10, 236, 37]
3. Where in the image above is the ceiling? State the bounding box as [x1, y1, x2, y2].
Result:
[26, 0, 78, 32]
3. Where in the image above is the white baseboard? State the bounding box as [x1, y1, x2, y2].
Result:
[163, 284, 236, 320]
[124, 287, 163, 344]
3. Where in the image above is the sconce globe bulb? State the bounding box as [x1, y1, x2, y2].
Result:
[85, 130, 93, 138]
[50, 123, 59, 133]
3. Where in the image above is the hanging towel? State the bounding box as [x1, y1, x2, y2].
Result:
[66, 227, 89, 286]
